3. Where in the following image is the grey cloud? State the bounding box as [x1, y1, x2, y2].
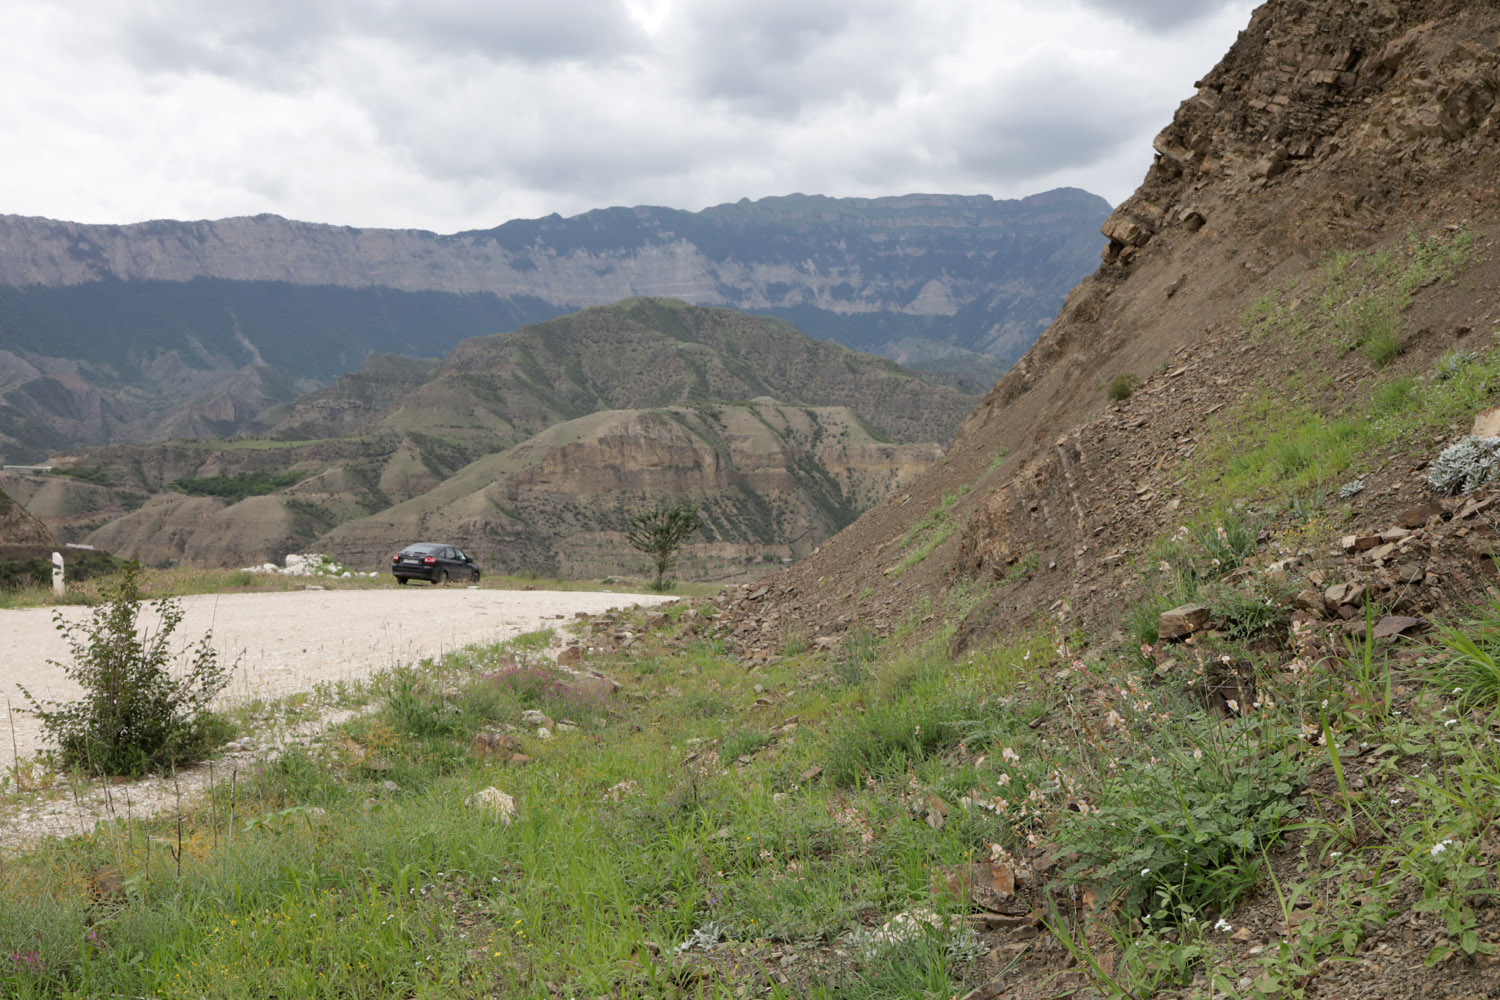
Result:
[939, 66, 1160, 182]
[364, 0, 642, 63]
[117, 0, 641, 86]
[1071, 0, 1248, 32]
[670, 0, 922, 117]
[119, 1, 335, 87]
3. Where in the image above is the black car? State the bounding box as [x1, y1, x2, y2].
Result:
[391, 542, 482, 585]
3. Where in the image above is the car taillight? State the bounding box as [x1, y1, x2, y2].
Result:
[423, 556, 436, 564]
[392, 554, 400, 563]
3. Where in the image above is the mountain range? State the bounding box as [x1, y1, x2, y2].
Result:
[0, 190, 1109, 463]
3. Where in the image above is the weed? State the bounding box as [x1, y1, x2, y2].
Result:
[1061, 729, 1305, 920]
[1427, 601, 1500, 713]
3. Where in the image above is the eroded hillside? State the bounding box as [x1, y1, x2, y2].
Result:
[735, 0, 1500, 650]
[6, 301, 973, 578]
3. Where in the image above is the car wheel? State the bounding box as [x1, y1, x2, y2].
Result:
[437, 569, 450, 585]
[472, 569, 481, 583]
[396, 576, 408, 585]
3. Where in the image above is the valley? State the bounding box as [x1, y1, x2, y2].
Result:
[7, 2, 1500, 999]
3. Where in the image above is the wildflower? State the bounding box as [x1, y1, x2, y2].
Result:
[1192, 748, 1203, 761]
[1226, 699, 1239, 713]
[1430, 839, 1457, 857]
[1214, 918, 1233, 933]
[1140, 868, 1151, 876]
[1001, 747, 1020, 762]
[1444, 719, 1459, 727]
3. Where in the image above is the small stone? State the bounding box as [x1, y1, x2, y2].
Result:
[1159, 604, 1211, 641]
[464, 787, 517, 825]
[1372, 615, 1425, 639]
[380, 780, 401, 793]
[521, 709, 553, 728]
[1324, 581, 1365, 609]
[1398, 502, 1444, 529]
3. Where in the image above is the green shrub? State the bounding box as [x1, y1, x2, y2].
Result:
[170, 471, 303, 501]
[1107, 373, 1142, 401]
[0, 545, 125, 591]
[19, 562, 233, 776]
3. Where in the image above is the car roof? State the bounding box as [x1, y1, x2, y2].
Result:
[400, 542, 451, 552]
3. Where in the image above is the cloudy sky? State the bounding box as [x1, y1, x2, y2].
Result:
[3, 0, 1257, 233]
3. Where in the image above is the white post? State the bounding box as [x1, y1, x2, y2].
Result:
[51, 551, 64, 597]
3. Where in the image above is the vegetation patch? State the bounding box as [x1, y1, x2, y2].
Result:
[169, 470, 304, 501]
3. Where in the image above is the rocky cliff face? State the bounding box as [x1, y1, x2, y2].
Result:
[0, 191, 1109, 462]
[0, 194, 1107, 350]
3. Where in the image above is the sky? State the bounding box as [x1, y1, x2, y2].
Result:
[2, 0, 1259, 234]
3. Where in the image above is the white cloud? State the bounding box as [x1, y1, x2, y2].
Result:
[0, 0, 1258, 231]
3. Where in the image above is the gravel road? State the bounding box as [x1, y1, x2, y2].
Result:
[1, 587, 674, 772]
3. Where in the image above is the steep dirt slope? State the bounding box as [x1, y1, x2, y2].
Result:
[728, 0, 1500, 647]
[0, 485, 51, 545]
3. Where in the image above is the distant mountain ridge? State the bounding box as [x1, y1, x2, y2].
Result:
[0, 191, 1109, 462]
[7, 300, 974, 578]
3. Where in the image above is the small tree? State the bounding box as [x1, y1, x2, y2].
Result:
[20, 562, 233, 777]
[626, 503, 702, 591]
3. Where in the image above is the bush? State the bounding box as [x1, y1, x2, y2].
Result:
[1427, 436, 1500, 495]
[0, 545, 125, 591]
[1107, 373, 1141, 401]
[19, 562, 232, 776]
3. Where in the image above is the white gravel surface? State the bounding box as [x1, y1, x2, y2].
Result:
[1, 587, 673, 773]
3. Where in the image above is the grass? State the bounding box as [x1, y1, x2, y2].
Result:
[889, 486, 970, 577]
[1197, 226, 1488, 511]
[5, 567, 1500, 998]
